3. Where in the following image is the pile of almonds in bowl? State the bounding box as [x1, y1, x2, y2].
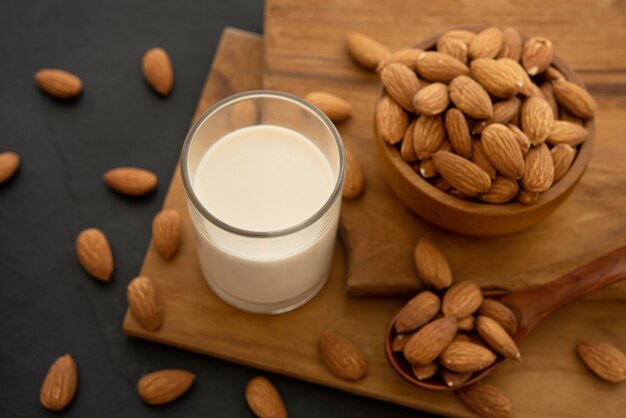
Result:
[374, 26, 597, 205]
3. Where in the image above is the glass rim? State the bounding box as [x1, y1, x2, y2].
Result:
[180, 90, 346, 238]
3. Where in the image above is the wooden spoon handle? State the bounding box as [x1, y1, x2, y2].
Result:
[501, 245, 626, 341]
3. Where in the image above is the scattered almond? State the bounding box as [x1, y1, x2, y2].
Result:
[40, 354, 78, 411]
[404, 317, 458, 366]
[522, 143, 554, 193]
[577, 341, 626, 383]
[375, 94, 409, 145]
[34, 69, 83, 99]
[103, 167, 158, 196]
[439, 341, 496, 373]
[137, 369, 195, 405]
[551, 144, 577, 183]
[476, 316, 521, 360]
[343, 149, 365, 199]
[433, 151, 491, 196]
[0, 151, 20, 183]
[245, 376, 288, 418]
[305, 91, 353, 122]
[478, 299, 518, 335]
[153, 209, 182, 260]
[413, 238, 453, 289]
[442, 281, 483, 319]
[319, 332, 368, 381]
[522, 37, 554, 76]
[457, 383, 513, 418]
[142, 47, 174, 96]
[127, 276, 162, 331]
[346, 32, 391, 70]
[75, 228, 114, 281]
[469, 27, 503, 59]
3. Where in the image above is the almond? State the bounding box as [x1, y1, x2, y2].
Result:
[76, 228, 114, 281]
[377, 48, 424, 72]
[437, 37, 468, 63]
[472, 97, 521, 134]
[560, 108, 584, 125]
[545, 66, 565, 81]
[138, 369, 195, 405]
[469, 27, 503, 59]
[376, 94, 409, 145]
[320, 332, 368, 381]
[479, 177, 519, 204]
[448, 75, 493, 119]
[441, 369, 472, 388]
[412, 363, 439, 380]
[476, 316, 521, 360]
[433, 177, 452, 192]
[403, 317, 458, 366]
[506, 124, 531, 156]
[547, 120, 588, 146]
[516, 188, 540, 205]
[245, 376, 288, 418]
[413, 115, 445, 159]
[498, 27, 522, 61]
[127, 276, 162, 331]
[0, 151, 19, 183]
[142, 48, 174, 96]
[413, 238, 453, 289]
[577, 341, 626, 383]
[104, 167, 158, 196]
[433, 151, 491, 196]
[481, 123, 525, 179]
[457, 315, 475, 331]
[343, 149, 365, 199]
[439, 30, 477, 45]
[522, 143, 554, 192]
[34, 69, 83, 99]
[439, 341, 497, 373]
[40, 354, 78, 411]
[413, 82, 449, 116]
[395, 290, 441, 333]
[522, 37, 554, 76]
[304, 91, 353, 122]
[479, 299, 518, 335]
[381, 63, 421, 112]
[442, 281, 483, 318]
[346, 32, 391, 70]
[400, 120, 418, 163]
[152, 209, 182, 260]
[498, 58, 533, 96]
[392, 333, 410, 352]
[540, 83, 559, 118]
[551, 144, 577, 183]
[552, 79, 597, 118]
[454, 333, 472, 343]
[470, 58, 520, 98]
[444, 108, 472, 158]
[521, 96, 554, 145]
[457, 383, 513, 418]
[415, 51, 470, 83]
[418, 159, 438, 178]
[471, 139, 497, 180]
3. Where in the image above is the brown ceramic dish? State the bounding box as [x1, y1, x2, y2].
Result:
[375, 26, 595, 237]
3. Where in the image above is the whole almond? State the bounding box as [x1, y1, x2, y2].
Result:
[441, 369, 472, 388]
[472, 97, 522, 135]
[479, 177, 519, 204]
[0, 151, 20, 183]
[34, 69, 83, 99]
[437, 37, 468, 63]
[521, 96, 554, 145]
[414, 238, 453, 289]
[439, 341, 497, 373]
[472, 139, 497, 180]
[413, 115, 445, 159]
[376, 94, 409, 145]
[418, 159, 438, 178]
[153, 209, 182, 260]
[343, 149, 365, 199]
[393, 333, 410, 352]
[551, 144, 577, 183]
[545, 66, 565, 81]
[138, 369, 195, 405]
[481, 123, 525, 179]
[403, 317, 458, 366]
[320, 333, 368, 381]
[305, 91, 353, 122]
[479, 299, 518, 335]
[377, 48, 424, 72]
[471, 58, 520, 98]
[413, 82, 449, 116]
[498, 27, 522, 61]
[540, 83, 559, 118]
[522, 37, 554, 76]
[560, 108, 584, 125]
[476, 316, 521, 360]
[516, 188, 540, 205]
[142, 48, 174, 96]
[76, 228, 114, 281]
[127, 276, 162, 331]
[381, 63, 421, 112]
[40, 354, 78, 411]
[400, 120, 418, 163]
[444, 108, 472, 158]
[448, 75, 493, 119]
[552, 79, 597, 118]
[457, 315, 475, 331]
[522, 143, 554, 192]
[577, 341, 626, 383]
[395, 290, 440, 333]
[415, 51, 470, 83]
[434, 177, 452, 192]
[433, 151, 491, 196]
[412, 363, 439, 380]
[346, 32, 391, 70]
[506, 124, 531, 156]
[245, 376, 288, 418]
[469, 27, 504, 59]
[498, 58, 533, 97]
[104, 167, 158, 196]
[528, 81, 544, 98]
[440, 30, 477, 45]
[457, 383, 513, 418]
[454, 334, 472, 343]
[547, 120, 588, 146]
[442, 281, 483, 318]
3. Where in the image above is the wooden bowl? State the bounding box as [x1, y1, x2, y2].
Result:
[375, 27, 595, 237]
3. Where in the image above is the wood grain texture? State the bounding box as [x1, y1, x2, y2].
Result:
[123, 27, 626, 418]
[263, 0, 626, 298]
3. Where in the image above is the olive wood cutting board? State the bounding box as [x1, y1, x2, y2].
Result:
[123, 27, 626, 418]
[263, 0, 626, 298]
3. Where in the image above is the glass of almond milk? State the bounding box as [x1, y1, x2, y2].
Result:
[181, 91, 345, 314]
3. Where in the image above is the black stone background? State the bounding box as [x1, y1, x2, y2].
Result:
[0, 1, 439, 416]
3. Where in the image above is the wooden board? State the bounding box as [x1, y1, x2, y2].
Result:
[123, 27, 626, 418]
[263, 0, 626, 298]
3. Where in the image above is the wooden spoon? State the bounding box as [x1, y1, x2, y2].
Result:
[386, 245, 626, 391]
